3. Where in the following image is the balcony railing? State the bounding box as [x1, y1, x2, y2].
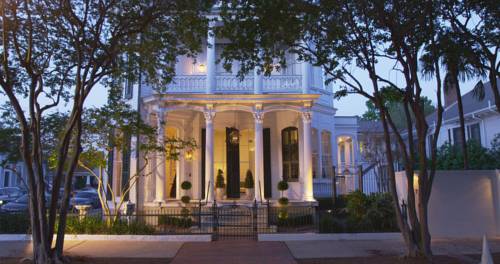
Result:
[215, 75, 254, 93]
[263, 75, 302, 93]
[166, 75, 206, 93]
[165, 74, 303, 94]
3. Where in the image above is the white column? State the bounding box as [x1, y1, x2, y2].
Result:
[301, 110, 314, 201]
[206, 22, 216, 94]
[253, 107, 264, 202]
[154, 111, 166, 203]
[204, 107, 215, 202]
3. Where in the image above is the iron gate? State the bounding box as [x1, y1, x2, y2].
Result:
[212, 202, 257, 240]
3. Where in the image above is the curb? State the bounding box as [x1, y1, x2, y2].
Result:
[258, 232, 403, 241]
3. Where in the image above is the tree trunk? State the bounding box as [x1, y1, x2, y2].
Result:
[454, 75, 468, 169]
[489, 70, 500, 113]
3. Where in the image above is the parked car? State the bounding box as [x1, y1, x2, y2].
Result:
[70, 191, 100, 210]
[0, 187, 25, 206]
[1, 194, 29, 213]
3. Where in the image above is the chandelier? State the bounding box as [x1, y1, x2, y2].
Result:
[229, 128, 240, 145]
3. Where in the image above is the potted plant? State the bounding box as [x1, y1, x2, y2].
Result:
[244, 170, 254, 200]
[277, 180, 289, 221]
[215, 169, 225, 201]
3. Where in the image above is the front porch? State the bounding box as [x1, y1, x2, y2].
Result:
[140, 94, 320, 206]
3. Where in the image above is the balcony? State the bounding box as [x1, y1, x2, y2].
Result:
[165, 75, 302, 94]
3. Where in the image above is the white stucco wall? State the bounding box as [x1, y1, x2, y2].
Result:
[396, 170, 500, 238]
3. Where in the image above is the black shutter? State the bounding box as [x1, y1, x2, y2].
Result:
[201, 128, 206, 199]
[263, 128, 272, 198]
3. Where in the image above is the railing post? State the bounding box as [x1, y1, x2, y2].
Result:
[357, 165, 363, 193]
[253, 199, 258, 239]
[212, 199, 218, 240]
[266, 199, 270, 228]
[331, 166, 337, 205]
[198, 200, 202, 230]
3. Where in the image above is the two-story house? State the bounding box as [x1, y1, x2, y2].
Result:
[112, 23, 343, 209]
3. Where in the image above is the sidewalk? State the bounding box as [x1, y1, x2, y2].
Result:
[1, 237, 499, 263]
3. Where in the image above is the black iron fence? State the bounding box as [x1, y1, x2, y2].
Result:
[0, 201, 321, 239]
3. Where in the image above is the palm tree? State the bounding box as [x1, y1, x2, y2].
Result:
[421, 31, 479, 169]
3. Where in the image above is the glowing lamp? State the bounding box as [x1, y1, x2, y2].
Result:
[197, 63, 206, 73]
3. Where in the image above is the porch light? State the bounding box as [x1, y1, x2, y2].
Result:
[197, 63, 206, 73]
[229, 129, 240, 145]
[185, 150, 194, 161]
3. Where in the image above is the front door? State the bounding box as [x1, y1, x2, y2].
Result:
[226, 127, 240, 198]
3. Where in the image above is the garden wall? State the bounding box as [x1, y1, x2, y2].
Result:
[395, 170, 500, 238]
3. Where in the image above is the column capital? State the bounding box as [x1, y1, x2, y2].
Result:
[203, 109, 216, 123]
[301, 110, 312, 123]
[253, 111, 264, 124]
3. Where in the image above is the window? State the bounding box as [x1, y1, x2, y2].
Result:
[121, 133, 132, 200]
[312, 129, 319, 178]
[321, 131, 333, 178]
[3, 171, 10, 187]
[282, 127, 299, 181]
[452, 127, 464, 149]
[123, 79, 133, 99]
[467, 123, 481, 145]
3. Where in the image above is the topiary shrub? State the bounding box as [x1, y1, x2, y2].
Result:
[181, 195, 191, 204]
[215, 169, 225, 188]
[244, 170, 254, 189]
[181, 181, 192, 190]
[278, 197, 289, 206]
[277, 180, 288, 192]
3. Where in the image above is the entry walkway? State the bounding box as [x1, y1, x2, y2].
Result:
[171, 241, 297, 264]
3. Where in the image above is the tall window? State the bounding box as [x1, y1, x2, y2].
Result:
[3, 171, 10, 187]
[312, 128, 319, 178]
[282, 127, 299, 181]
[321, 131, 333, 178]
[467, 123, 481, 145]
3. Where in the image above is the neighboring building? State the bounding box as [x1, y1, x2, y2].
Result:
[426, 80, 500, 152]
[0, 154, 28, 189]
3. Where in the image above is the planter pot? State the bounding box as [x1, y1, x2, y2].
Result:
[246, 188, 254, 200]
[216, 188, 225, 201]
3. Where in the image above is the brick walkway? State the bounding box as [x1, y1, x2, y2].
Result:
[171, 241, 297, 264]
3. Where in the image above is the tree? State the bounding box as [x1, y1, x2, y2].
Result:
[442, 0, 500, 113]
[421, 30, 482, 169]
[76, 90, 197, 225]
[361, 95, 436, 129]
[217, 0, 445, 258]
[0, 1, 210, 262]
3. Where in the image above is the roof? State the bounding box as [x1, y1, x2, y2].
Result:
[426, 79, 499, 124]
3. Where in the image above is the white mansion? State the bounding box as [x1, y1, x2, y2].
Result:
[111, 28, 365, 209]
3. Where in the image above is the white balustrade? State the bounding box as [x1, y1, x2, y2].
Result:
[166, 75, 206, 93]
[262, 75, 302, 93]
[162, 74, 304, 94]
[215, 75, 254, 93]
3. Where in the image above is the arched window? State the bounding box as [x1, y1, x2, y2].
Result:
[282, 127, 299, 181]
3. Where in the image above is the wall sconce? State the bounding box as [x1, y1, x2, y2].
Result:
[197, 63, 206, 73]
[185, 150, 194, 161]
